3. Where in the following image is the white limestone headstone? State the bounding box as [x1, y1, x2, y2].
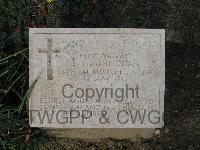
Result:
[29, 28, 165, 138]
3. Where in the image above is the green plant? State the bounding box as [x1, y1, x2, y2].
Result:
[0, 1, 50, 149]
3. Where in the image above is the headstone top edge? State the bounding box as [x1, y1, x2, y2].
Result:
[29, 28, 165, 35]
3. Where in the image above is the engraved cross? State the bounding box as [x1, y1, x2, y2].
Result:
[38, 38, 60, 80]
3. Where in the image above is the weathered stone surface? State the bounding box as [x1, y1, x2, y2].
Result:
[29, 28, 165, 138]
[48, 128, 155, 139]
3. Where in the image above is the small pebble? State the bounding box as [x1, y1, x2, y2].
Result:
[165, 128, 169, 134]
[154, 129, 160, 135]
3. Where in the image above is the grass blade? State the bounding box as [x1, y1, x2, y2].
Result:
[0, 48, 28, 63]
[18, 74, 40, 114]
[0, 62, 17, 78]
[0, 71, 26, 102]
